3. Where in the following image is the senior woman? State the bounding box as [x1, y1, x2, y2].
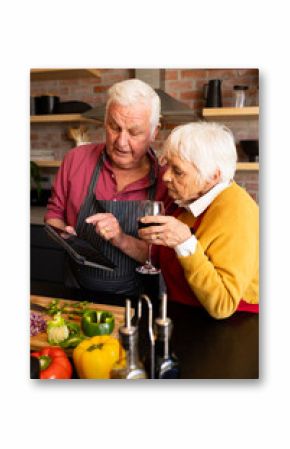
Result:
[138, 122, 259, 319]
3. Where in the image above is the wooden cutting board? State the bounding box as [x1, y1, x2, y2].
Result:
[30, 295, 131, 355]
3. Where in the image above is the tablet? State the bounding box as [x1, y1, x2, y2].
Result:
[44, 224, 116, 271]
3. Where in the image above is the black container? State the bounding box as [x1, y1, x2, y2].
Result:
[204, 79, 223, 107]
[53, 101, 92, 114]
[240, 140, 259, 162]
[34, 96, 42, 114]
[30, 189, 51, 206]
[30, 97, 37, 115]
[36, 95, 60, 114]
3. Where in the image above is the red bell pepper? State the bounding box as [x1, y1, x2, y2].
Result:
[31, 347, 72, 379]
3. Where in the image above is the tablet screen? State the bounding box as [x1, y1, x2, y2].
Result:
[44, 224, 116, 271]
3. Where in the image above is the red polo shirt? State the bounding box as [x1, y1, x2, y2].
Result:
[45, 143, 171, 227]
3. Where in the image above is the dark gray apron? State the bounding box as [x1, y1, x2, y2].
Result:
[67, 149, 157, 296]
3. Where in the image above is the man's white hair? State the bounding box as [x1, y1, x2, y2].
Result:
[105, 78, 161, 137]
[162, 121, 237, 183]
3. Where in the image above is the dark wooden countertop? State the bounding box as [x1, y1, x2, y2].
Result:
[166, 301, 258, 379]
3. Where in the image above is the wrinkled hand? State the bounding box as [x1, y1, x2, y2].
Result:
[85, 213, 123, 244]
[138, 215, 192, 248]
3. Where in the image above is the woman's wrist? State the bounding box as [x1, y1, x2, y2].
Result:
[174, 234, 197, 257]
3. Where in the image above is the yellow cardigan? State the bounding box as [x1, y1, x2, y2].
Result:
[176, 182, 259, 319]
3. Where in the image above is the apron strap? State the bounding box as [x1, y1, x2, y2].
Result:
[147, 148, 158, 200]
[87, 151, 106, 198]
[76, 151, 105, 235]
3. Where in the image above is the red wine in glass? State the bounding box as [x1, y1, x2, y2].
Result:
[138, 221, 161, 230]
[136, 200, 165, 274]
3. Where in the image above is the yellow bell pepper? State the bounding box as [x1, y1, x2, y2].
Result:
[73, 335, 124, 379]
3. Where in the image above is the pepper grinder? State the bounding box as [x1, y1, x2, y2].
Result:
[154, 293, 180, 379]
[110, 299, 147, 379]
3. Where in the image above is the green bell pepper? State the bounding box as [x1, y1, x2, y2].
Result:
[81, 310, 115, 337]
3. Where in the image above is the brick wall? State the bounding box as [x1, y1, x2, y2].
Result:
[234, 171, 259, 203]
[30, 68, 259, 202]
[164, 68, 258, 109]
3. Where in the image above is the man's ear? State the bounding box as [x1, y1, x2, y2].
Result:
[151, 123, 161, 142]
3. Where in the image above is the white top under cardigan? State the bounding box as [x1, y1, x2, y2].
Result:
[174, 181, 230, 257]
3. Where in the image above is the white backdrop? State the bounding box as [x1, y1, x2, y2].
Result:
[1, 1, 289, 448]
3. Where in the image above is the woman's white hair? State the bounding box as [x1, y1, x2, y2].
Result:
[162, 121, 237, 183]
[105, 78, 161, 138]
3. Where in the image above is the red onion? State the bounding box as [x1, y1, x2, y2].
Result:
[30, 312, 47, 336]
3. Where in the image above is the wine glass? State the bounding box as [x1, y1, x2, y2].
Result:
[136, 200, 165, 274]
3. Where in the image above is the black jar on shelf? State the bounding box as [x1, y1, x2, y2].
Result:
[37, 95, 60, 114]
[204, 79, 223, 108]
[31, 95, 60, 115]
[239, 140, 259, 162]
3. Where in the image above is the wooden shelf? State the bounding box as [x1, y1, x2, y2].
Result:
[31, 68, 101, 81]
[33, 160, 259, 171]
[30, 114, 99, 124]
[237, 162, 259, 171]
[32, 160, 61, 168]
[202, 106, 259, 120]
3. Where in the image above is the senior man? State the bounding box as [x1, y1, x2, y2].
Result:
[45, 79, 171, 300]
